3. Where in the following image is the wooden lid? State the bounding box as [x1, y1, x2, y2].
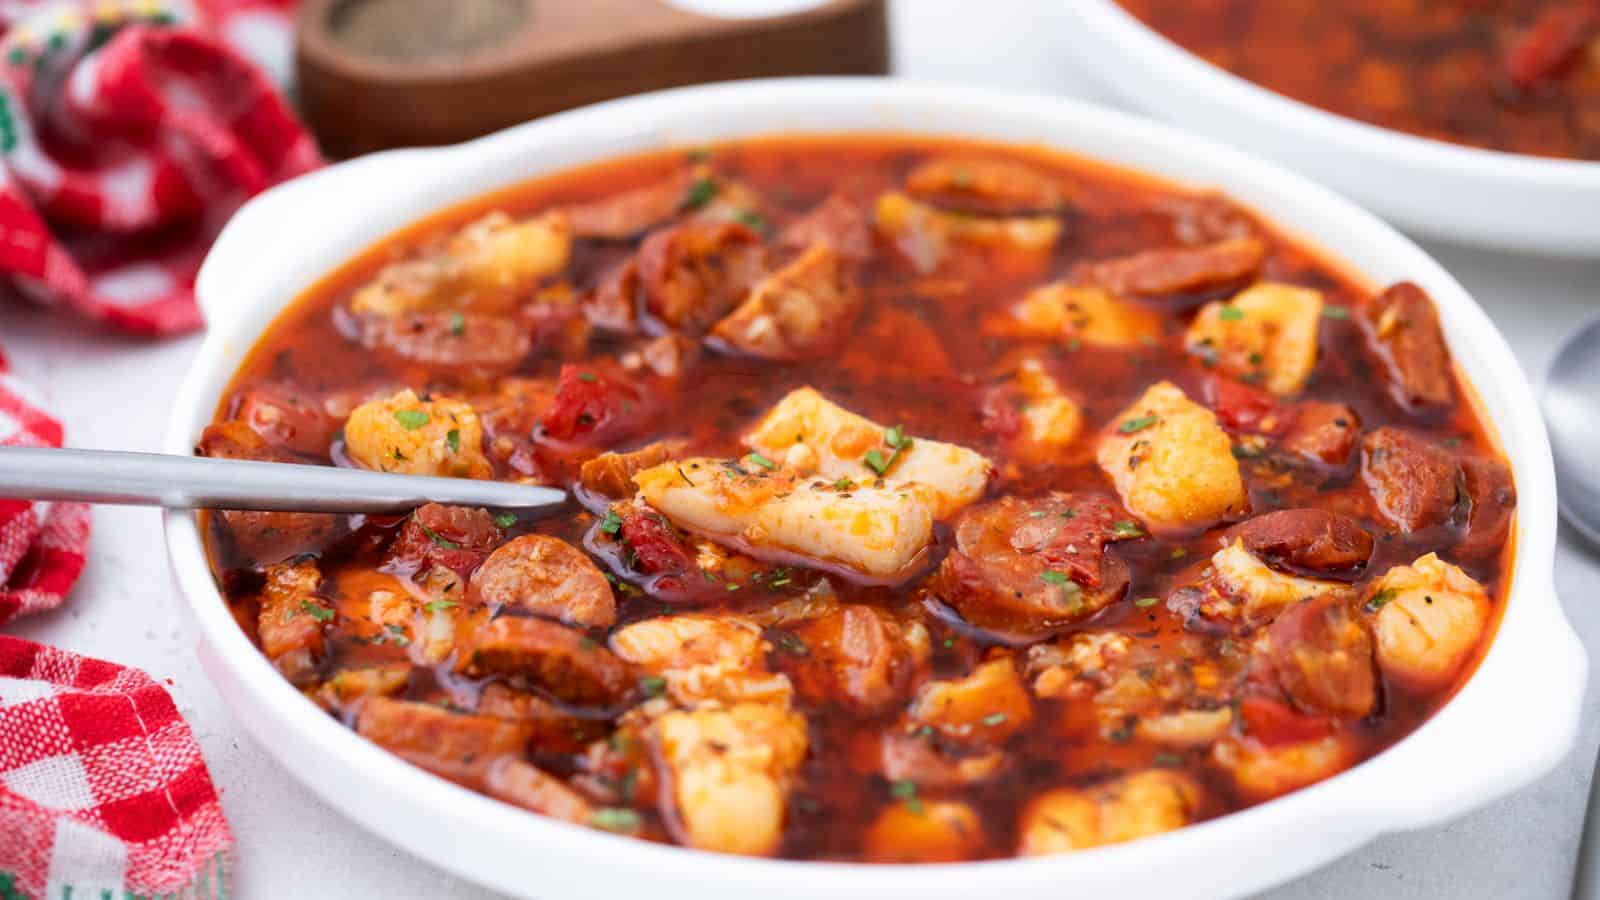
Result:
[296, 0, 890, 157]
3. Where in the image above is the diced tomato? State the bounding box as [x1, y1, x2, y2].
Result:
[616, 508, 696, 575]
[387, 503, 503, 579]
[1205, 375, 1281, 434]
[1504, 4, 1599, 90]
[1238, 695, 1336, 747]
[540, 364, 635, 443]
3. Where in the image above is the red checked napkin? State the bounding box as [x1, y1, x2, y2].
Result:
[0, 0, 319, 335]
[0, 1, 325, 897]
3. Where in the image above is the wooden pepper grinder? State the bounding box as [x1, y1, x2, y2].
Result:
[296, 0, 890, 157]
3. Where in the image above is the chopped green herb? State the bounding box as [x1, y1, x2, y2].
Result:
[832, 477, 857, 491]
[864, 426, 913, 476]
[600, 510, 624, 535]
[1111, 520, 1144, 538]
[1029, 510, 1048, 518]
[589, 808, 642, 834]
[1322, 305, 1351, 320]
[1107, 725, 1132, 744]
[1152, 752, 1185, 768]
[1065, 337, 1083, 352]
[445, 428, 460, 454]
[772, 630, 809, 656]
[747, 451, 777, 471]
[299, 600, 334, 623]
[640, 675, 667, 697]
[863, 448, 890, 475]
[889, 779, 923, 814]
[383, 624, 411, 647]
[495, 511, 517, 528]
[1170, 547, 1188, 560]
[394, 409, 430, 430]
[681, 177, 718, 211]
[579, 637, 598, 650]
[737, 209, 768, 231]
[885, 425, 908, 449]
[1219, 306, 1245, 321]
[1443, 436, 1464, 447]
[416, 523, 460, 550]
[576, 372, 598, 383]
[449, 312, 466, 335]
[1040, 570, 1075, 585]
[1365, 588, 1398, 612]
[424, 599, 457, 614]
[1134, 596, 1160, 608]
[619, 768, 639, 803]
[981, 712, 1009, 727]
[766, 568, 793, 588]
[1231, 443, 1263, 459]
[1118, 415, 1160, 434]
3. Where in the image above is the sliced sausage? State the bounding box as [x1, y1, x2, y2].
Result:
[905, 157, 1068, 216]
[1280, 402, 1361, 467]
[1360, 427, 1460, 533]
[564, 169, 697, 239]
[1457, 456, 1517, 559]
[786, 605, 926, 715]
[197, 422, 345, 563]
[234, 381, 339, 457]
[1071, 237, 1265, 299]
[931, 492, 1134, 633]
[776, 193, 874, 263]
[366, 311, 531, 380]
[1233, 509, 1374, 582]
[355, 697, 532, 787]
[1357, 282, 1454, 412]
[710, 243, 864, 361]
[1263, 594, 1377, 718]
[455, 614, 631, 706]
[469, 534, 617, 628]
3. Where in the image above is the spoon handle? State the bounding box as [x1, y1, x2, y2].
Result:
[0, 446, 567, 514]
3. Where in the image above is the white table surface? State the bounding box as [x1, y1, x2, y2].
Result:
[3, 2, 1598, 897]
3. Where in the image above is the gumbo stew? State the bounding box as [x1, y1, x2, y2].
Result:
[202, 136, 1516, 861]
[1118, 0, 1600, 160]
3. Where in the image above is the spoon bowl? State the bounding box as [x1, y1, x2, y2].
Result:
[1541, 312, 1600, 545]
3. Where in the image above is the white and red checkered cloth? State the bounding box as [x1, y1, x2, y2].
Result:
[0, 1, 323, 897]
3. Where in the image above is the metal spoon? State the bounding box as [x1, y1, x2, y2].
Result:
[1542, 312, 1600, 900]
[0, 446, 567, 514]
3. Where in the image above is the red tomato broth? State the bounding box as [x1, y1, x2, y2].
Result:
[1118, 0, 1600, 161]
[202, 135, 1515, 861]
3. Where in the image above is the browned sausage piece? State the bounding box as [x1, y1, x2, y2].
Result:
[1264, 595, 1377, 718]
[197, 422, 345, 563]
[930, 492, 1135, 633]
[1279, 402, 1361, 467]
[564, 169, 696, 239]
[1357, 282, 1455, 412]
[1071, 237, 1266, 298]
[637, 221, 765, 335]
[1361, 427, 1461, 533]
[355, 697, 532, 787]
[578, 442, 680, 501]
[776, 193, 874, 264]
[483, 757, 594, 824]
[1457, 456, 1517, 559]
[469, 535, 617, 628]
[477, 682, 605, 753]
[1233, 509, 1374, 581]
[455, 614, 631, 706]
[905, 157, 1068, 216]
[367, 311, 532, 380]
[786, 605, 925, 715]
[235, 381, 339, 457]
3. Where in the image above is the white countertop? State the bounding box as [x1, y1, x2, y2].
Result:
[4, 2, 1598, 897]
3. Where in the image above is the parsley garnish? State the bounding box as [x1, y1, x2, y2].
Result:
[394, 410, 429, 430]
[737, 210, 768, 232]
[600, 511, 624, 535]
[445, 428, 460, 453]
[1152, 752, 1185, 767]
[576, 372, 598, 383]
[1118, 415, 1160, 434]
[449, 312, 465, 335]
[1134, 596, 1160, 608]
[424, 599, 457, 614]
[495, 511, 517, 528]
[299, 600, 334, 622]
[772, 630, 809, 656]
[981, 712, 1009, 727]
[832, 477, 856, 491]
[417, 522, 460, 550]
[589, 808, 642, 833]
[1219, 306, 1245, 321]
[681, 177, 718, 211]
[1322, 305, 1350, 320]
[1365, 588, 1398, 612]
[1111, 520, 1144, 538]
[640, 675, 667, 697]
[864, 425, 913, 476]
[1040, 570, 1075, 585]
[747, 451, 777, 471]
[889, 779, 923, 814]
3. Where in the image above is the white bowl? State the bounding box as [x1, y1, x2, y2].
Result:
[163, 78, 1585, 900]
[1057, 0, 1600, 257]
